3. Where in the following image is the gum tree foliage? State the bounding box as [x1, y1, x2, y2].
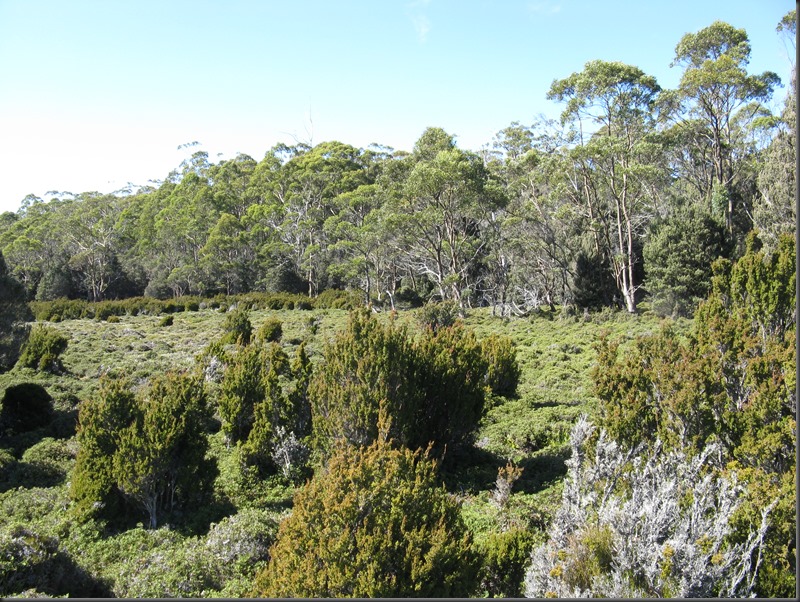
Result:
[309, 309, 518, 455]
[524, 417, 773, 598]
[669, 21, 781, 234]
[70, 372, 215, 528]
[251, 430, 480, 597]
[547, 60, 665, 313]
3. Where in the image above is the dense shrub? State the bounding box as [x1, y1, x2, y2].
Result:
[480, 333, 521, 398]
[476, 528, 535, 598]
[643, 206, 731, 317]
[16, 326, 68, 373]
[417, 299, 463, 331]
[0, 383, 53, 434]
[313, 288, 362, 310]
[219, 307, 252, 345]
[310, 309, 510, 454]
[71, 372, 216, 528]
[256, 317, 282, 343]
[251, 434, 479, 597]
[0, 252, 32, 372]
[159, 315, 174, 327]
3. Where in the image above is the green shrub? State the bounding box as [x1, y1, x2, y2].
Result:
[159, 315, 174, 327]
[220, 307, 252, 345]
[0, 383, 53, 434]
[480, 334, 521, 398]
[17, 326, 68, 373]
[310, 309, 490, 454]
[418, 299, 463, 331]
[252, 434, 480, 597]
[476, 528, 535, 598]
[256, 318, 282, 343]
[313, 288, 362, 310]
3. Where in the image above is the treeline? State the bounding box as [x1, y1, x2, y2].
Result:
[0, 18, 794, 316]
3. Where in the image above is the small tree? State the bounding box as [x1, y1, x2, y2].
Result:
[252, 428, 480, 597]
[0, 383, 53, 434]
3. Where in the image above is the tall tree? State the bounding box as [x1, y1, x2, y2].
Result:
[548, 60, 664, 312]
[670, 21, 780, 233]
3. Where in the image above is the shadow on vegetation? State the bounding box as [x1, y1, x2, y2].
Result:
[515, 445, 570, 494]
[0, 526, 114, 597]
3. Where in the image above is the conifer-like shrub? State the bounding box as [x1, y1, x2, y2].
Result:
[70, 372, 215, 528]
[480, 333, 521, 397]
[251, 432, 479, 597]
[220, 307, 253, 345]
[0, 383, 53, 434]
[256, 317, 282, 343]
[16, 326, 68, 373]
[417, 299, 463, 331]
[310, 309, 509, 454]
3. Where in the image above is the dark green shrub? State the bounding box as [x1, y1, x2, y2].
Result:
[418, 299, 463, 331]
[17, 325, 68, 373]
[644, 206, 731, 317]
[313, 288, 362, 310]
[310, 310, 490, 454]
[0, 383, 53, 434]
[0, 252, 32, 372]
[159, 315, 174, 327]
[256, 318, 283, 343]
[220, 307, 253, 345]
[252, 434, 480, 597]
[480, 334, 521, 398]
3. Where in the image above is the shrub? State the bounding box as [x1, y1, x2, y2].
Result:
[220, 307, 252, 345]
[0, 252, 32, 372]
[251, 433, 480, 597]
[256, 318, 282, 343]
[480, 334, 521, 397]
[16, 326, 68, 373]
[476, 528, 535, 598]
[159, 315, 174, 327]
[0, 383, 53, 434]
[523, 417, 773, 598]
[310, 309, 492, 454]
[417, 299, 463, 331]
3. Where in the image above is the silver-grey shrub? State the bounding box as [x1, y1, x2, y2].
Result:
[524, 416, 773, 598]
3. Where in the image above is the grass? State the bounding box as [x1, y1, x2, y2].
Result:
[0, 301, 687, 596]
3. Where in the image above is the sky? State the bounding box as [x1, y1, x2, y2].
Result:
[0, 0, 794, 213]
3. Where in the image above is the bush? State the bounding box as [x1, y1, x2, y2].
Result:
[0, 252, 32, 372]
[0, 383, 53, 434]
[476, 528, 535, 598]
[310, 309, 494, 454]
[417, 299, 463, 331]
[220, 307, 252, 345]
[480, 334, 521, 397]
[523, 417, 773, 598]
[251, 433, 480, 597]
[256, 318, 282, 343]
[159, 315, 174, 327]
[16, 326, 68, 373]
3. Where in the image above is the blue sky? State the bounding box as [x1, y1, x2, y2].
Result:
[0, 0, 793, 213]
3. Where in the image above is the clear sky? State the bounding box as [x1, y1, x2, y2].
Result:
[0, 0, 793, 213]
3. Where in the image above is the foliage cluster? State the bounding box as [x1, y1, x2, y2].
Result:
[524, 417, 772, 598]
[0, 251, 32, 372]
[16, 326, 68, 373]
[592, 233, 796, 596]
[309, 309, 519, 455]
[252, 433, 480, 597]
[69, 372, 216, 529]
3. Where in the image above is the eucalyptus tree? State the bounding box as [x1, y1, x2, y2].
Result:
[669, 21, 781, 233]
[388, 128, 505, 304]
[548, 60, 665, 312]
